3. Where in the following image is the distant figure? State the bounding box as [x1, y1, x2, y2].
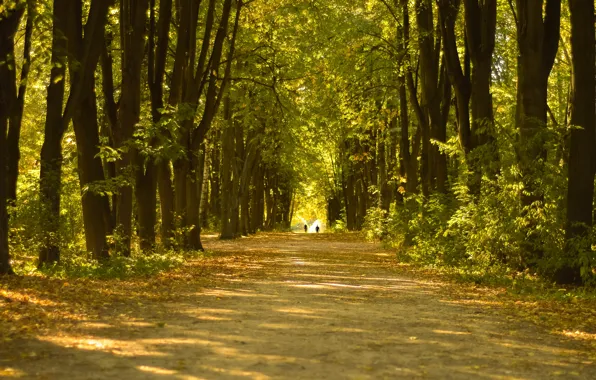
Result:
[304, 224, 308, 233]
[316, 225, 320, 233]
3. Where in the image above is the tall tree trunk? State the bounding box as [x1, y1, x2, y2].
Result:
[181, 0, 239, 246]
[465, 0, 498, 185]
[136, 163, 157, 251]
[187, 150, 204, 250]
[558, 0, 595, 284]
[73, 84, 111, 261]
[173, 155, 189, 247]
[342, 140, 357, 230]
[100, 30, 118, 228]
[113, 0, 150, 256]
[39, 0, 68, 266]
[250, 162, 264, 233]
[65, 0, 113, 261]
[210, 129, 222, 223]
[398, 0, 420, 196]
[239, 134, 258, 235]
[200, 141, 211, 229]
[516, 0, 561, 262]
[416, 0, 446, 194]
[148, 0, 173, 248]
[7, 0, 33, 206]
[234, 116, 246, 235]
[220, 97, 238, 239]
[438, 0, 472, 157]
[356, 174, 367, 229]
[0, 4, 24, 275]
[158, 162, 175, 247]
[378, 128, 391, 211]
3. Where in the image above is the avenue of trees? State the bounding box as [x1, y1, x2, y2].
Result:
[0, 0, 594, 285]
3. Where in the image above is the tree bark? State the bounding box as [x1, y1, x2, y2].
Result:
[210, 128, 222, 224]
[186, 149, 203, 250]
[239, 133, 259, 235]
[0, 4, 24, 275]
[398, 1, 420, 196]
[378, 128, 391, 211]
[465, 0, 498, 185]
[148, 0, 174, 248]
[113, 0, 150, 256]
[65, 0, 113, 261]
[7, 0, 33, 207]
[39, 0, 68, 266]
[220, 96, 239, 239]
[558, 0, 595, 284]
[438, 0, 472, 155]
[158, 161, 175, 247]
[415, 0, 447, 195]
[515, 0, 561, 262]
[342, 140, 358, 230]
[250, 162, 265, 233]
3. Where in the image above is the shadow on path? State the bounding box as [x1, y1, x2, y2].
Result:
[1, 233, 594, 379]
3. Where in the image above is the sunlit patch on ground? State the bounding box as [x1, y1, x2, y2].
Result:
[433, 329, 472, 336]
[0, 367, 26, 377]
[1, 233, 595, 379]
[137, 365, 178, 375]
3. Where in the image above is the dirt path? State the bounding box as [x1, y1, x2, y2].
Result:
[2, 233, 595, 379]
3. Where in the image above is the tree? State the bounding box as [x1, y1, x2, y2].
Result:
[558, 0, 595, 284]
[414, 0, 448, 195]
[515, 0, 561, 261]
[147, 0, 173, 249]
[64, 0, 113, 261]
[6, 0, 33, 207]
[39, 0, 68, 266]
[0, 1, 25, 274]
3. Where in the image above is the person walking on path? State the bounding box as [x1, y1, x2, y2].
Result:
[304, 224, 308, 233]
[316, 225, 320, 233]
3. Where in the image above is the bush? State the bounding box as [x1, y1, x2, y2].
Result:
[365, 157, 595, 285]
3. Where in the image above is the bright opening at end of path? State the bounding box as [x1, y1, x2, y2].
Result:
[297, 217, 324, 233]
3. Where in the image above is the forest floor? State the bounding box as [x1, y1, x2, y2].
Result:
[1, 233, 595, 379]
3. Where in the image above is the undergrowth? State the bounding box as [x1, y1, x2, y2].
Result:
[10, 247, 205, 280]
[363, 163, 596, 288]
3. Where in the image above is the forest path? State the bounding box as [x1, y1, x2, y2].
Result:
[2, 233, 595, 379]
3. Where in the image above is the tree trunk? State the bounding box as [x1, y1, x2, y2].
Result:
[73, 86, 111, 261]
[148, 0, 173, 248]
[66, 0, 113, 261]
[465, 0, 498, 185]
[239, 134, 258, 235]
[173, 155, 189, 247]
[113, 0, 150, 256]
[438, 0, 472, 157]
[356, 175, 367, 229]
[398, 0, 420, 197]
[187, 151, 203, 250]
[378, 129, 391, 211]
[210, 129, 222, 223]
[7, 1, 33, 207]
[415, 0, 447, 195]
[234, 117, 246, 236]
[342, 140, 358, 230]
[250, 162, 265, 233]
[0, 5, 24, 275]
[516, 0, 561, 262]
[559, 0, 595, 284]
[220, 97, 238, 239]
[39, 0, 68, 266]
[200, 142, 211, 229]
[158, 161, 175, 247]
[136, 163, 157, 251]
